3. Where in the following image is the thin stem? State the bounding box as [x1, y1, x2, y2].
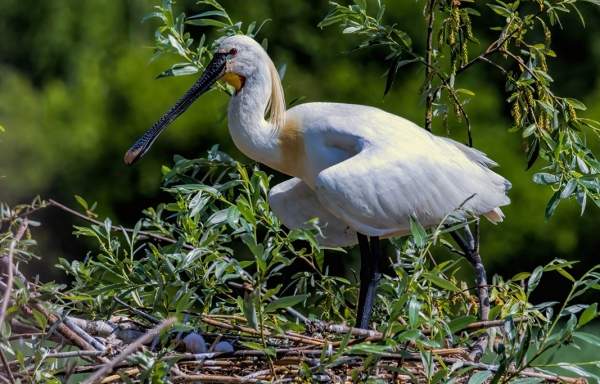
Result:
[0, 220, 27, 327]
[0, 350, 15, 384]
[47, 199, 189, 250]
[424, 0, 437, 132]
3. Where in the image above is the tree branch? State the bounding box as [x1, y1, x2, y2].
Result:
[47, 199, 191, 250]
[424, 0, 437, 132]
[0, 220, 28, 327]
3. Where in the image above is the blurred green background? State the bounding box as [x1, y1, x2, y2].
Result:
[0, 0, 598, 302]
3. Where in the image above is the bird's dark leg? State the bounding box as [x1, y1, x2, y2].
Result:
[450, 220, 489, 361]
[355, 234, 383, 329]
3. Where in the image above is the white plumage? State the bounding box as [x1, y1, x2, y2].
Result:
[272, 103, 510, 246]
[219, 36, 510, 247]
[126, 34, 510, 247]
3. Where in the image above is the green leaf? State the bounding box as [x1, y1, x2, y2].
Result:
[532, 173, 559, 185]
[349, 343, 390, 355]
[409, 216, 428, 248]
[187, 10, 227, 20]
[510, 272, 531, 281]
[555, 267, 576, 282]
[396, 329, 421, 342]
[573, 331, 600, 347]
[544, 191, 561, 219]
[342, 26, 362, 34]
[448, 315, 478, 333]
[167, 35, 187, 57]
[265, 294, 308, 312]
[560, 178, 577, 199]
[577, 303, 598, 328]
[565, 98, 587, 111]
[74, 195, 89, 210]
[242, 293, 258, 329]
[522, 124, 536, 138]
[456, 88, 476, 97]
[526, 139, 540, 170]
[156, 64, 198, 78]
[527, 266, 543, 294]
[384, 58, 419, 96]
[423, 272, 460, 292]
[487, 4, 512, 17]
[408, 296, 421, 327]
[468, 370, 493, 384]
[185, 18, 229, 28]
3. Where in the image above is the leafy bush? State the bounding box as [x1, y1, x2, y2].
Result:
[0, 148, 599, 382]
[0, 0, 599, 382]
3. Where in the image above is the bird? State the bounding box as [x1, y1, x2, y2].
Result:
[124, 35, 511, 329]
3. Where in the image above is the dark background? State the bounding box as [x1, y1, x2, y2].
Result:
[0, 1, 598, 305]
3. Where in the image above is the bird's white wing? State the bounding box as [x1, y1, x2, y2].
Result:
[314, 137, 511, 237]
[269, 177, 357, 247]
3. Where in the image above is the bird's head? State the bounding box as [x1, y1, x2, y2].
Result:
[218, 35, 270, 92]
[123, 35, 274, 165]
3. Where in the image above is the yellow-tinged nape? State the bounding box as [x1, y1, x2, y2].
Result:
[265, 58, 286, 135]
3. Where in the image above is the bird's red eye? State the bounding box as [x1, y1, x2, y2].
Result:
[229, 48, 237, 55]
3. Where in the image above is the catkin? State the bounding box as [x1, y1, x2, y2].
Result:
[512, 101, 522, 126]
[539, 54, 548, 71]
[461, 11, 473, 39]
[453, 102, 462, 122]
[568, 104, 577, 121]
[526, 88, 535, 108]
[449, 28, 456, 46]
[449, 6, 460, 46]
[452, 6, 460, 28]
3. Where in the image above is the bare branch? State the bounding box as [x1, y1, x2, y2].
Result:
[0, 219, 28, 327]
[0, 220, 28, 384]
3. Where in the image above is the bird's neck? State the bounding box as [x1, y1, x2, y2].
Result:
[227, 68, 283, 169]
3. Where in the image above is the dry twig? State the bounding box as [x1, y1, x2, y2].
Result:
[83, 317, 176, 384]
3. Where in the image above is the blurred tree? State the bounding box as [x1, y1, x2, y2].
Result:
[0, 0, 598, 297]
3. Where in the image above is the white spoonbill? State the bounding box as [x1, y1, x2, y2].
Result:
[125, 35, 511, 329]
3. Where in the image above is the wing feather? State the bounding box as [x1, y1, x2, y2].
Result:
[314, 138, 511, 237]
[269, 178, 357, 246]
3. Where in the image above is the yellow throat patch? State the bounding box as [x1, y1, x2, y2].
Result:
[221, 72, 245, 92]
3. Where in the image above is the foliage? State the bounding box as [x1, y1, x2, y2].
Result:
[0, 0, 599, 382]
[58, 147, 335, 324]
[1, 148, 600, 381]
[320, 0, 600, 218]
[146, 0, 270, 90]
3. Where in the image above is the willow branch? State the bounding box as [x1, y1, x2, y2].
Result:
[47, 199, 191, 250]
[0, 220, 27, 328]
[0, 350, 14, 384]
[424, 0, 437, 132]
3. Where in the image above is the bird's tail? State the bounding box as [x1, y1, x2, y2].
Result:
[483, 207, 505, 224]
